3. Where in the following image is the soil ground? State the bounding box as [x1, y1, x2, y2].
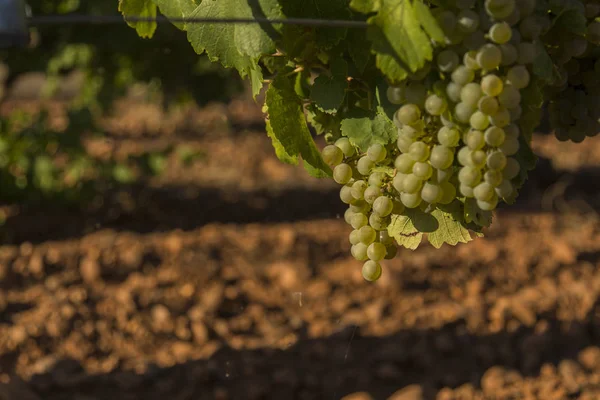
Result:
[1, 90, 600, 400]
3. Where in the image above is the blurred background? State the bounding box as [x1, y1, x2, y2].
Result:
[1, 1, 600, 400]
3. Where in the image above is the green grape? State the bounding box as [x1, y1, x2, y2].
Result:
[350, 213, 368, 229]
[401, 192, 422, 208]
[457, 9, 480, 33]
[362, 260, 382, 282]
[408, 141, 431, 162]
[460, 183, 475, 197]
[413, 162, 433, 180]
[485, 0, 515, 20]
[503, 157, 520, 179]
[349, 229, 361, 245]
[430, 146, 454, 169]
[466, 130, 485, 150]
[352, 243, 369, 261]
[478, 96, 500, 115]
[392, 173, 406, 193]
[367, 143, 387, 163]
[395, 154, 416, 174]
[458, 146, 473, 166]
[438, 126, 461, 147]
[357, 156, 374, 175]
[402, 174, 424, 194]
[477, 195, 498, 211]
[425, 94, 448, 116]
[322, 145, 343, 167]
[397, 104, 421, 126]
[392, 200, 405, 214]
[477, 44, 502, 70]
[351, 180, 368, 200]
[506, 65, 530, 89]
[452, 66, 475, 86]
[461, 83, 483, 107]
[471, 150, 487, 169]
[435, 9, 457, 33]
[364, 186, 381, 204]
[487, 151, 508, 170]
[384, 244, 398, 260]
[368, 172, 385, 187]
[380, 230, 393, 245]
[471, 111, 491, 130]
[500, 136, 519, 155]
[405, 83, 428, 107]
[459, 166, 482, 187]
[340, 185, 355, 204]
[421, 182, 443, 204]
[500, 43, 518, 66]
[400, 124, 423, 140]
[437, 50, 460, 72]
[509, 105, 521, 122]
[464, 30, 487, 51]
[446, 82, 464, 103]
[358, 225, 377, 245]
[504, 123, 519, 138]
[397, 135, 415, 153]
[517, 42, 536, 64]
[387, 86, 406, 105]
[481, 74, 504, 96]
[440, 181, 457, 204]
[373, 196, 394, 217]
[519, 15, 541, 40]
[489, 107, 511, 128]
[367, 242, 387, 261]
[350, 200, 370, 213]
[498, 84, 521, 108]
[474, 182, 495, 201]
[369, 213, 389, 230]
[490, 22, 512, 44]
[435, 168, 453, 183]
[335, 137, 356, 157]
[495, 179, 514, 198]
[485, 127, 506, 147]
[455, 102, 477, 123]
[334, 164, 353, 184]
[463, 51, 481, 70]
[484, 169, 503, 187]
[345, 209, 357, 225]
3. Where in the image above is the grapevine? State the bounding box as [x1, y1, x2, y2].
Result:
[117, 0, 600, 281]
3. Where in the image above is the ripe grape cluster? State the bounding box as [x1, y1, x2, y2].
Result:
[545, 1, 600, 142]
[323, 0, 544, 282]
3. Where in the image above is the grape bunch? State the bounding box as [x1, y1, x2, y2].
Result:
[545, 2, 600, 142]
[322, 0, 543, 282]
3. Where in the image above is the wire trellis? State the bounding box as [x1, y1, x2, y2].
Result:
[27, 15, 369, 29]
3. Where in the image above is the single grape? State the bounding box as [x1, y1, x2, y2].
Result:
[358, 225, 377, 245]
[459, 166, 482, 187]
[349, 229, 361, 245]
[408, 141, 431, 162]
[484, 169, 503, 187]
[430, 146, 454, 169]
[460, 183, 475, 197]
[351, 180, 368, 200]
[477, 44, 502, 70]
[367, 143, 387, 163]
[446, 82, 463, 103]
[437, 50, 460, 72]
[367, 242, 387, 261]
[506, 65, 530, 89]
[461, 83, 483, 107]
[350, 200, 370, 213]
[395, 154, 415, 174]
[368, 172, 385, 187]
[397, 135, 415, 153]
[499, 136, 519, 155]
[458, 146, 473, 166]
[452, 66, 475, 86]
[474, 182, 495, 201]
[457, 9, 480, 33]
[357, 156, 374, 175]
[362, 260, 382, 282]
[466, 130, 485, 150]
[489, 107, 511, 128]
[438, 126, 461, 147]
[373, 196, 394, 217]
[490, 22, 512, 44]
[335, 137, 355, 158]
[392, 174, 405, 193]
[498, 84, 521, 108]
[364, 186, 381, 204]
[503, 157, 520, 179]
[487, 151, 508, 170]
[485, 0, 516, 19]
[413, 162, 433, 180]
[340, 185, 355, 204]
[397, 104, 421, 126]
[379, 230, 393, 245]
[387, 86, 406, 105]
[350, 213, 368, 229]
[425, 94, 448, 116]
[455, 102, 477, 123]
[435, 168, 453, 183]
[471, 150, 487, 169]
[402, 174, 423, 194]
[485, 127, 506, 147]
[369, 213, 389, 230]
[384, 244, 398, 260]
[495, 179, 514, 198]
[322, 145, 343, 167]
[478, 96, 500, 115]
[352, 243, 369, 261]
[421, 182, 443, 204]
[481, 74, 504, 96]
[471, 111, 491, 130]
[477, 195, 498, 211]
[440, 181, 457, 204]
[333, 163, 353, 184]
[401, 192, 422, 208]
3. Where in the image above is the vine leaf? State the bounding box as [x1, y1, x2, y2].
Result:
[119, 0, 158, 38]
[151, 0, 198, 30]
[388, 212, 423, 250]
[186, 0, 282, 78]
[310, 59, 348, 113]
[265, 76, 332, 178]
[428, 209, 474, 249]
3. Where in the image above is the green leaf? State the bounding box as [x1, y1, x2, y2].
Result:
[552, 9, 587, 35]
[347, 28, 372, 74]
[307, 105, 342, 136]
[265, 76, 332, 177]
[340, 103, 397, 152]
[151, 0, 198, 30]
[412, 0, 445, 44]
[249, 65, 264, 99]
[428, 208, 473, 249]
[388, 212, 423, 250]
[350, 0, 381, 13]
[186, 0, 282, 77]
[119, 0, 158, 38]
[310, 59, 348, 113]
[532, 42, 555, 83]
[464, 198, 493, 227]
[266, 119, 298, 164]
